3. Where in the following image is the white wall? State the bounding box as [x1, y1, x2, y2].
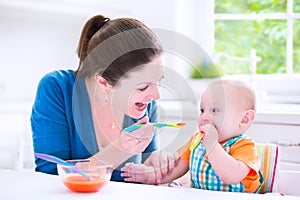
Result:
[0, 0, 214, 102]
[0, 7, 80, 102]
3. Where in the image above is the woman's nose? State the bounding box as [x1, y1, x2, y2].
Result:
[150, 84, 160, 100]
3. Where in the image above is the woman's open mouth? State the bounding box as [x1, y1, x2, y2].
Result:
[135, 102, 148, 111]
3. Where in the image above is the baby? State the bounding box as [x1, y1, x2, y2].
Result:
[121, 79, 264, 193]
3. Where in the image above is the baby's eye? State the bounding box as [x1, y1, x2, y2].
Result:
[200, 108, 205, 113]
[212, 108, 220, 113]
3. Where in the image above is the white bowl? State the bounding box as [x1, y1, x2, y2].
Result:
[57, 159, 112, 192]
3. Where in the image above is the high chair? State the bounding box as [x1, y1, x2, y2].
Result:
[169, 142, 280, 193]
[256, 143, 280, 194]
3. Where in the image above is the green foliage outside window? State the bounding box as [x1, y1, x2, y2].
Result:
[294, 0, 300, 12]
[215, 0, 286, 13]
[294, 20, 300, 73]
[215, 0, 300, 74]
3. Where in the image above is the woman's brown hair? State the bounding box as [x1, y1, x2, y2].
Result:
[76, 14, 163, 86]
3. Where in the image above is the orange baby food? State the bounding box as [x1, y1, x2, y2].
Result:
[176, 122, 186, 127]
[63, 174, 107, 192]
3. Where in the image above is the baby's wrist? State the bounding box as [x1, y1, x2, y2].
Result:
[205, 141, 218, 156]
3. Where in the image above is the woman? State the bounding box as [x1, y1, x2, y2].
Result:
[31, 14, 178, 181]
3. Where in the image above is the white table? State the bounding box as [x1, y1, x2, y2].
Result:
[0, 169, 299, 200]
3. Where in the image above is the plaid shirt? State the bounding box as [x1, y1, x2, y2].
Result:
[190, 135, 247, 192]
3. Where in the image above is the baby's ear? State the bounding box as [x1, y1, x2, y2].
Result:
[240, 109, 255, 126]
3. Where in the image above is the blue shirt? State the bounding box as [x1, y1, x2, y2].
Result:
[31, 70, 159, 181]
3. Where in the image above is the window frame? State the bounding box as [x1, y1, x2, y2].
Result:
[214, 0, 300, 76]
[212, 0, 300, 103]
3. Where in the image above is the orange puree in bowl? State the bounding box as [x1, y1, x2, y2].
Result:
[63, 174, 107, 192]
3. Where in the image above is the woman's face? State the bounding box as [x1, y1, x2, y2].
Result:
[110, 56, 164, 119]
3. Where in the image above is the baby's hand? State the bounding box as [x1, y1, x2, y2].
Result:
[121, 163, 157, 184]
[199, 124, 219, 154]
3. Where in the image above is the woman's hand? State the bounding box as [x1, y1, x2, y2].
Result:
[144, 150, 180, 184]
[119, 116, 154, 154]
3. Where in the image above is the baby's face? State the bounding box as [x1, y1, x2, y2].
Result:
[198, 84, 246, 142]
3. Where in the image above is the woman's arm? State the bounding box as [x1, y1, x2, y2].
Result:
[93, 121, 156, 169]
[31, 72, 71, 174]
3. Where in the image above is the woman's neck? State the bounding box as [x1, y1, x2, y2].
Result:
[85, 78, 124, 147]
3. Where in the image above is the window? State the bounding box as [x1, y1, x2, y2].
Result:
[214, 0, 300, 76]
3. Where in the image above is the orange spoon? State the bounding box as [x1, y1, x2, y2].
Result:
[189, 131, 205, 151]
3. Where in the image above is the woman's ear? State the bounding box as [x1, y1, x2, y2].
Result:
[240, 109, 255, 129]
[94, 74, 111, 90]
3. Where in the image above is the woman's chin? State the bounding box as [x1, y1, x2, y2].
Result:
[128, 109, 147, 119]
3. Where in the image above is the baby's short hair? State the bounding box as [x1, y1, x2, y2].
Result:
[209, 79, 256, 111]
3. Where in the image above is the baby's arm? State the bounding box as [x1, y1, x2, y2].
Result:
[121, 158, 189, 185]
[200, 125, 250, 184]
[207, 144, 250, 184]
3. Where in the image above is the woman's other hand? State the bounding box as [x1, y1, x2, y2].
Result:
[144, 150, 179, 184]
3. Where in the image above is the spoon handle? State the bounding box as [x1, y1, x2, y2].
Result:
[35, 153, 72, 166]
[122, 122, 185, 133]
[34, 153, 92, 180]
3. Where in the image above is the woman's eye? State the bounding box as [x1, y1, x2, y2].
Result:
[212, 108, 220, 113]
[138, 85, 149, 91]
[159, 75, 165, 83]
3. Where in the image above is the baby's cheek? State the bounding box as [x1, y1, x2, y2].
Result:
[197, 116, 202, 127]
[218, 129, 231, 142]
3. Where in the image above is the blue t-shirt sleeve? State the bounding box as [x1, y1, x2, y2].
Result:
[31, 72, 70, 175]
